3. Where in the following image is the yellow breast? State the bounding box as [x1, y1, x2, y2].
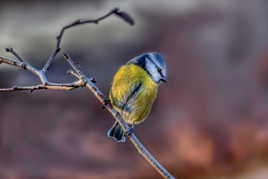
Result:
[109, 64, 158, 124]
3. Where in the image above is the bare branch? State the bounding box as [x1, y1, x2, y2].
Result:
[63, 54, 82, 76]
[0, 56, 84, 92]
[0, 85, 47, 92]
[0, 8, 174, 179]
[5, 48, 27, 63]
[0, 84, 79, 92]
[63, 54, 103, 96]
[0, 56, 38, 75]
[42, 7, 134, 73]
[67, 70, 80, 79]
[0, 81, 84, 93]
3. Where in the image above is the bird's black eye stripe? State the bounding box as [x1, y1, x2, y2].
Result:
[157, 67, 164, 77]
[146, 56, 163, 75]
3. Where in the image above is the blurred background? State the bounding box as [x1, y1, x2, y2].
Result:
[1, 0, 268, 178]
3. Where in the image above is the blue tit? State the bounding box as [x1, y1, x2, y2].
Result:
[107, 52, 167, 142]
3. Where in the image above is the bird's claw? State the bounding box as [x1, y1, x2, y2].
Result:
[125, 126, 135, 136]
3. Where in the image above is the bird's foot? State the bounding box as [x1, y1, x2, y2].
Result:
[125, 123, 135, 136]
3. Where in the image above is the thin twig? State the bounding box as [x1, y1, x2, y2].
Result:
[63, 54, 81, 76]
[42, 7, 134, 73]
[0, 85, 47, 92]
[0, 55, 39, 75]
[67, 70, 80, 79]
[5, 48, 26, 63]
[0, 56, 84, 92]
[0, 84, 78, 92]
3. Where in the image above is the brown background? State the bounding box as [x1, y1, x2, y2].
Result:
[1, 0, 268, 178]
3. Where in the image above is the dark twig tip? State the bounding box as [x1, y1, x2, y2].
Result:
[114, 10, 135, 25]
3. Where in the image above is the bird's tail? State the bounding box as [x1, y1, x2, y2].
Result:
[107, 121, 126, 143]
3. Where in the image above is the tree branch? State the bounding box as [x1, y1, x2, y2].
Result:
[0, 55, 85, 92]
[42, 7, 134, 73]
[1, 8, 133, 92]
[5, 48, 26, 63]
[0, 8, 174, 179]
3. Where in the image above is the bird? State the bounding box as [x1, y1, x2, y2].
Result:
[107, 52, 167, 142]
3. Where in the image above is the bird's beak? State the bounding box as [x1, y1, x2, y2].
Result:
[160, 76, 168, 83]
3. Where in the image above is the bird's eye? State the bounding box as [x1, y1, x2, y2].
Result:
[157, 68, 162, 73]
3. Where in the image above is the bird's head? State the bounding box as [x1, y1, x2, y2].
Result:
[129, 52, 167, 84]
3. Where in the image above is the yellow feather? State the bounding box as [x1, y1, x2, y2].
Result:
[110, 64, 158, 124]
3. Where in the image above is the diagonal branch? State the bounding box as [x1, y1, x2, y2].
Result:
[42, 7, 134, 73]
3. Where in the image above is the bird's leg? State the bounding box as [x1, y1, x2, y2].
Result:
[126, 122, 135, 136]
